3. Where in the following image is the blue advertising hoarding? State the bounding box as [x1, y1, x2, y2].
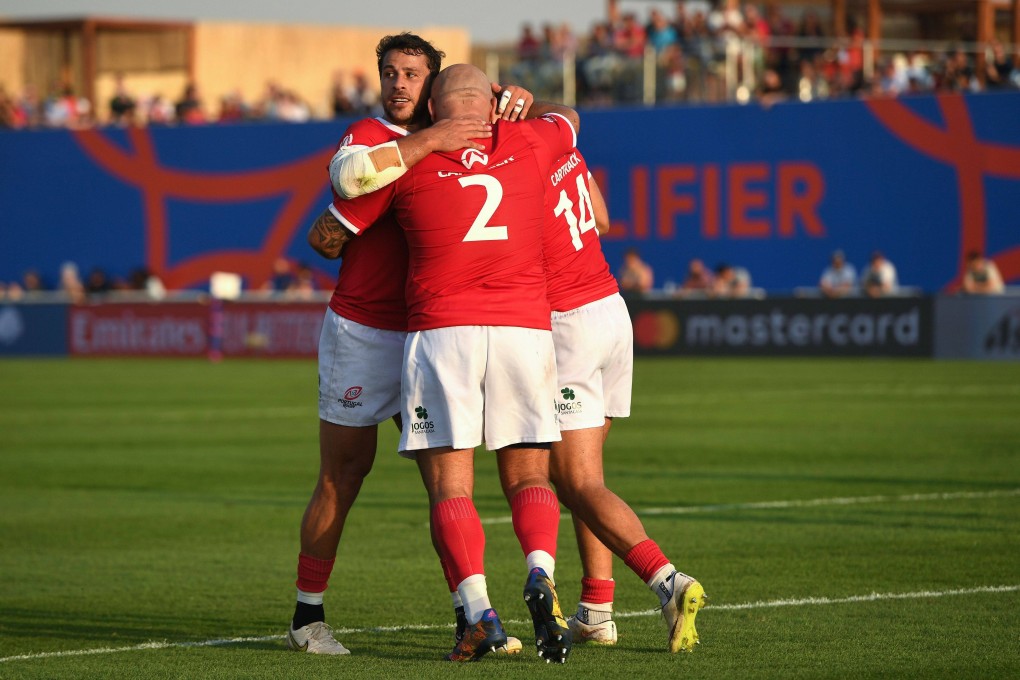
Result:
[1, 92, 1018, 295]
[0, 303, 69, 356]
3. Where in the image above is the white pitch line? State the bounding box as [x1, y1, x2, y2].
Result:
[475, 488, 1020, 525]
[630, 383, 1020, 406]
[0, 635, 286, 664]
[614, 584, 1020, 617]
[639, 488, 1020, 516]
[2, 405, 310, 425]
[2, 584, 1017, 664]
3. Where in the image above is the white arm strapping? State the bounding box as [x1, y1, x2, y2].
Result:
[329, 140, 408, 199]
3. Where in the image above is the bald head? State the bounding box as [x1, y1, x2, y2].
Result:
[429, 64, 495, 122]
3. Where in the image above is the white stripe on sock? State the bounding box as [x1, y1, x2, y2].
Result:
[296, 589, 324, 606]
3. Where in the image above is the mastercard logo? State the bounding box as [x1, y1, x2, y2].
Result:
[633, 310, 680, 349]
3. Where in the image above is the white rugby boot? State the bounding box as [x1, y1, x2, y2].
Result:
[567, 614, 618, 645]
[661, 571, 707, 653]
[287, 620, 351, 655]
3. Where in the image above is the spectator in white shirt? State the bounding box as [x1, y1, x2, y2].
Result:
[820, 249, 857, 298]
[861, 250, 899, 297]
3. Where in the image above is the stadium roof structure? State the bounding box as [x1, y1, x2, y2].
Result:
[0, 16, 195, 106]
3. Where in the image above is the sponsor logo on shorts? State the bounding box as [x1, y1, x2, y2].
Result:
[556, 386, 583, 414]
[412, 405, 435, 434]
[338, 385, 364, 409]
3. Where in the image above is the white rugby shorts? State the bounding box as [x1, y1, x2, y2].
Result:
[398, 326, 561, 456]
[318, 308, 406, 426]
[551, 293, 633, 431]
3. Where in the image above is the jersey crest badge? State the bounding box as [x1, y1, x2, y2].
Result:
[461, 149, 489, 170]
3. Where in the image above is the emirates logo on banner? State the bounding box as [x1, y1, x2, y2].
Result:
[461, 148, 488, 169]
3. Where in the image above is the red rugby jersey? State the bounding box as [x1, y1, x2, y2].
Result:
[542, 149, 619, 312]
[326, 117, 409, 332]
[333, 113, 576, 331]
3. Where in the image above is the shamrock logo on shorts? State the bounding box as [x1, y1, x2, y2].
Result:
[560, 387, 576, 400]
[415, 405, 429, 419]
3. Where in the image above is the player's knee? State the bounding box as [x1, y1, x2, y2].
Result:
[502, 477, 553, 500]
[554, 478, 604, 510]
[320, 455, 375, 489]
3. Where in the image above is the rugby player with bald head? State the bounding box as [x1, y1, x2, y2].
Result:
[325, 63, 580, 663]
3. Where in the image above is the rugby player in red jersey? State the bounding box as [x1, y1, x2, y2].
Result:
[288, 34, 529, 656]
[539, 147, 707, 653]
[326, 63, 579, 663]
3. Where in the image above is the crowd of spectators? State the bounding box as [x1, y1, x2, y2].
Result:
[613, 246, 1009, 300]
[259, 258, 323, 300]
[3, 249, 1006, 304]
[0, 259, 326, 303]
[0, 67, 384, 130]
[509, 4, 1020, 106]
[2, 4, 1017, 131]
[617, 251, 756, 300]
[0, 263, 166, 303]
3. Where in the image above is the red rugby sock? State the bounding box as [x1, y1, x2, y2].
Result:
[623, 539, 671, 583]
[510, 486, 561, 558]
[431, 497, 486, 584]
[296, 553, 335, 593]
[439, 556, 458, 593]
[580, 576, 616, 605]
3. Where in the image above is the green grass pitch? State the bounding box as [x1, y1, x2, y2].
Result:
[1, 357, 1018, 679]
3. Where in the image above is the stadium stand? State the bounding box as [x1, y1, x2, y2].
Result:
[1, 3, 1018, 128]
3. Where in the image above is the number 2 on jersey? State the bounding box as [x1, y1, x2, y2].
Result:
[553, 175, 597, 250]
[459, 175, 508, 242]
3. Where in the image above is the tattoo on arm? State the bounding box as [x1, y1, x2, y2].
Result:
[307, 209, 353, 259]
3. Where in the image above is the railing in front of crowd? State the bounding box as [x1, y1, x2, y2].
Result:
[483, 36, 1020, 107]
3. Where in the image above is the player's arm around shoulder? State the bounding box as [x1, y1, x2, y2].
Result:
[517, 99, 580, 161]
[489, 81, 580, 133]
[331, 120, 492, 200]
[394, 118, 491, 169]
[522, 99, 580, 137]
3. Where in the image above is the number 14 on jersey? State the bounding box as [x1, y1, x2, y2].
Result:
[553, 175, 597, 251]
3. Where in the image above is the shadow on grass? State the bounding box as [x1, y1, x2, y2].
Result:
[0, 608, 272, 645]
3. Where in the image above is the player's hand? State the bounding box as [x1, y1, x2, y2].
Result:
[492, 83, 534, 122]
[425, 117, 492, 152]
